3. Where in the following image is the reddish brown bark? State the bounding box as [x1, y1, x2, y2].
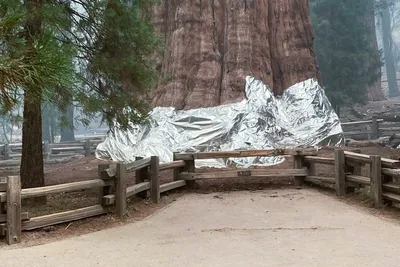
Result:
[366, 0, 385, 101]
[151, 0, 320, 109]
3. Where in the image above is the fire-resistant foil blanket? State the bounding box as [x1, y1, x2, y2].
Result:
[96, 77, 343, 167]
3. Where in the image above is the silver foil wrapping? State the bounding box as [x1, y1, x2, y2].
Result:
[96, 77, 344, 167]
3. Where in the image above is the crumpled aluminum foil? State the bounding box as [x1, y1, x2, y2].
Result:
[96, 77, 344, 167]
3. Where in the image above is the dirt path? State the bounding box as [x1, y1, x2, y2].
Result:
[2, 188, 400, 267]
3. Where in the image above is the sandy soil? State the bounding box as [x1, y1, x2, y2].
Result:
[2, 188, 400, 267]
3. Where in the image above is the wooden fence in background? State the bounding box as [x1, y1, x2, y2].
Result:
[1, 147, 400, 245]
[0, 139, 104, 162]
[342, 116, 400, 140]
[342, 117, 382, 140]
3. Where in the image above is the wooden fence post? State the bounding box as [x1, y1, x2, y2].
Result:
[370, 155, 382, 208]
[4, 144, 10, 160]
[366, 125, 372, 140]
[115, 163, 127, 218]
[183, 155, 196, 189]
[371, 116, 379, 139]
[307, 162, 316, 178]
[345, 161, 362, 193]
[84, 139, 91, 157]
[6, 176, 21, 245]
[150, 156, 160, 204]
[135, 157, 150, 198]
[98, 164, 111, 205]
[0, 182, 5, 237]
[0, 177, 6, 217]
[43, 141, 49, 159]
[334, 149, 346, 196]
[293, 153, 305, 186]
[173, 152, 183, 181]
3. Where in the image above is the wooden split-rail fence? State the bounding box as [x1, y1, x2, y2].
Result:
[0, 155, 189, 245]
[342, 116, 400, 140]
[303, 150, 400, 206]
[0, 139, 103, 162]
[1, 147, 400, 245]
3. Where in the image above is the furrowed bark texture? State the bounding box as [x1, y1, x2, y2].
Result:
[152, 0, 320, 109]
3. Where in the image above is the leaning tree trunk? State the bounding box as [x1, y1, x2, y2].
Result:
[151, 0, 320, 109]
[366, 0, 385, 101]
[21, 0, 45, 198]
[381, 0, 399, 97]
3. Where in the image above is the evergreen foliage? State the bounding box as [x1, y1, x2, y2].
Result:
[0, 0, 161, 188]
[311, 0, 382, 109]
[0, 0, 161, 128]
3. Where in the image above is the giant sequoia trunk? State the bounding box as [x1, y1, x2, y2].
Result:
[151, 0, 320, 109]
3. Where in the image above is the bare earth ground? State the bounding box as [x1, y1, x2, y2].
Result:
[1, 145, 400, 247]
[1, 189, 400, 267]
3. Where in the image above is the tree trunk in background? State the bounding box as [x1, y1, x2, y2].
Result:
[381, 1, 399, 97]
[49, 112, 57, 143]
[152, 0, 320, 109]
[20, 0, 45, 199]
[366, 0, 385, 101]
[60, 105, 75, 142]
[41, 110, 51, 142]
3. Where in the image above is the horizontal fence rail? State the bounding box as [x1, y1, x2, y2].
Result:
[179, 168, 308, 180]
[342, 117, 381, 140]
[174, 148, 318, 160]
[304, 148, 400, 209]
[341, 119, 384, 126]
[22, 205, 110, 231]
[0, 139, 104, 162]
[0, 179, 112, 202]
[342, 117, 400, 140]
[0, 154, 189, 245]
[2, 147, 400, 245]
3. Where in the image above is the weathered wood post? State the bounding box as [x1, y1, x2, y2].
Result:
[6, 176, 21, 245]
[173, 152, 184, 181]
[334, 149, 346, 196]
[4, 144, 10, 160]
[43, 141, 49, 160]
[135, 157, 150, 198]
[183, 154, 196, 189]
[308, 162, 316, 177]
[0, 178, 6, 217]
[345, 161, 362, 193]
[115, 163, 127, 218]
[150, 156, 160, 204]
[371, 116, 379, 140]
[98, 164, 112, 205]
[366, 125, 372, 140]
[84, 139, 91, 157]
[293, 151, 305, 186]
[370, 155, 382, 208]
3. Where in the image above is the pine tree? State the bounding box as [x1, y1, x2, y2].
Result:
[0, 0, 161, 192]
